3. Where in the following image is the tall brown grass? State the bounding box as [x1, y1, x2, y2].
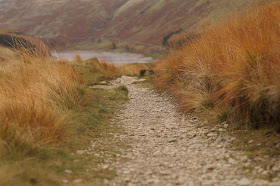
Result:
[165, 31, 201, 50]
[0, 53, 82, 153]
[154, 2, 280, 128]
[0, 46, 18, 62]
[0, 31, 51, 58]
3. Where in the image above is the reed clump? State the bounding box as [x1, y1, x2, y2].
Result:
[154, 2, 280, 128]
[0, 53, 83, 153]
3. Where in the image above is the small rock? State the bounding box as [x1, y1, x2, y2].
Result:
[102, 164, 109, 169]
[262, 170, 269, 175]
[207, 133, 217, 137]
[248, 140, 254, 144]
[258, 168, 264, 173]
[228, 158, 236, 164]
[215, 138, 223, 143]
[211, 128, 216, 132]
[224, 123, 229, 129]
[240, 156, 248, 162]
[76, 150, 87, 155]
[229, 137, 237, 142]
[98, 81, 105, 85]
[204, 180, 217, 185]
[104, 179, 110, 184]
[62, 179, 69, 184]
[147, 179, 160, 184]
[159, 171, 169, 175]
[272, 166, 279, 171]
[237, 178, 251, 185]
[73, 179, 83, 184]
[64, 170, 72, 174]
[146, 171, 153, 175]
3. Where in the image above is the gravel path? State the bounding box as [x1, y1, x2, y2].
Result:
[94, 76, 277, 186]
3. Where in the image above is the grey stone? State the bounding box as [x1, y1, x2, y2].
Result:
[64, 170, 72, 174]
[237, 178, 251, 185]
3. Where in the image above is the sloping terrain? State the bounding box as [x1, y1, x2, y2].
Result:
[101, 0, 251, 44]
[0, 0, 266, 46]
[0, 0, 126, 39]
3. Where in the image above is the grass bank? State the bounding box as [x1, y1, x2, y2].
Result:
[0, 48, 141, 185]
[153, 2, 280, 158]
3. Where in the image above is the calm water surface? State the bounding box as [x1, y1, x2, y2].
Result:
[51, 50, 155, 65]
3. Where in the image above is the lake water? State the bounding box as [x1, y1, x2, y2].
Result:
[51, 50, 155, 65]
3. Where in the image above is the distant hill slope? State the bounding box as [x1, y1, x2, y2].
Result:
[0, 0, 267, 46]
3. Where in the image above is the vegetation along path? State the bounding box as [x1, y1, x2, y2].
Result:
[94, 76, 279, 186]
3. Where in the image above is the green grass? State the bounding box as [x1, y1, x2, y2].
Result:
[0, 61, 129, 185]
[72, 58, 105, 85]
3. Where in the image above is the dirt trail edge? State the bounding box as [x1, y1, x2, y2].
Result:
[93, 76, 274, 186]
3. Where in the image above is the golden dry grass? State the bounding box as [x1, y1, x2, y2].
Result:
[154, 2, 280, 128]
[0, 32, 150, 154]
[0, 46, 18, 62]
[0, 53, 83, 153]
[0, 44, 134, 184]
[0, 48, 146, 151]
[0, 32, 50, 57]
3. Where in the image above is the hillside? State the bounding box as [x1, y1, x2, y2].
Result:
[0, 0, 264, 48]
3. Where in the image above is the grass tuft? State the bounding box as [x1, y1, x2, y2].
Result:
[0, 53, 83, 154]
[153, 2, 280, 129]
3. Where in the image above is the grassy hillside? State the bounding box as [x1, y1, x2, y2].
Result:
[153, 1, 280, 156]
[0, 0, 266, 49]
[101, 0, 251, 44]
[0, 0, 126, 39]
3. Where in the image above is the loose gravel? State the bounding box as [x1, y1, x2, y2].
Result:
[94, 76, 280, 186]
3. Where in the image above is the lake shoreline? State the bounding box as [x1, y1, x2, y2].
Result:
[51, 50, 155, 65]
